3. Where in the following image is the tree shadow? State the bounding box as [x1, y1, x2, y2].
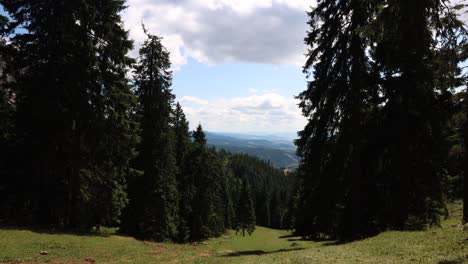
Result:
[438, 258, 468, 264]
[287, 237, 310, 242]
[0, 225, 115, 237]
[222, 247, 305, 257]
[278, 234, 296, 239]
[278, 233, 336, 243]
[321, 241, 347, 246]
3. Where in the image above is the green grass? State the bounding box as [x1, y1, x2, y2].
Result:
[1, 202, 467, 264]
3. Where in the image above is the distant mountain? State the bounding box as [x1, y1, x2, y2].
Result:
[211, 132, 298, 141]
[205, 132, 300, 169]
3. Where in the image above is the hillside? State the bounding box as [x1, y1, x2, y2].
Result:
[206, 132, 300, 169]
[0, 202, 466, 264]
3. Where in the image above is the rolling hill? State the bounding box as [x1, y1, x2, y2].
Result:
[205, 132, 300, 169]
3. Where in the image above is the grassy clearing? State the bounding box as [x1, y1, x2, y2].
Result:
[0, 202, 466, 264]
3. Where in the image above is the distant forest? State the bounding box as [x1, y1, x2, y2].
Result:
[0, 0, 467, 243]
[205, 132, 300, 169]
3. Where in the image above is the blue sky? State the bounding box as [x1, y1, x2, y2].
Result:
[1, 1, 314, 133]
[172, 58, 306, 100]
[3, 1, 467, 134]
[122, 0, 314, 133]
[171, 59, 307, 134]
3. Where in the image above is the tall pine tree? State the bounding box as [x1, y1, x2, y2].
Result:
[296, 0, 376, 240]
[173, 102, 193, 241]
[1, 0, 137, 228]
[185, 125, 228, 240]
[373, 0, 449, 229]
[122, 28, 179, 241]
[235, 178, 256, 236]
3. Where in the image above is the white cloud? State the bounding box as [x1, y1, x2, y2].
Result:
[178, 92, 306, 133]
[122, 0, 315, 69]
[180, 96, 209, 105]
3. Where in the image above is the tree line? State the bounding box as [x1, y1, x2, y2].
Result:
[293, 0, 468, 241]
[1, 0, 467, 245]
[0, 0, 295, 242]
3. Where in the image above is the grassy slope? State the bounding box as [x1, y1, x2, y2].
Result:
[0, 202, 466, 264]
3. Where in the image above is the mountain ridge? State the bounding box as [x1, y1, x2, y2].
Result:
[205, 131, 300, 169]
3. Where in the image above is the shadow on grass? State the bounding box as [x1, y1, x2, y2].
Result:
[0, 225, 116, 237]
[438, 257, 468, 264]
[321, 239, 366, 246]
[278, 234, 296, 239]
[278, 234, 337, 244]
[277, 234, 307, 242]
[278, 234, 381, 246]
[223, 247, 306, 257]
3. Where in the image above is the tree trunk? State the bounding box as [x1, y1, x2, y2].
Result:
[349, 0, 364, 240]
[463, 91, 468, 225]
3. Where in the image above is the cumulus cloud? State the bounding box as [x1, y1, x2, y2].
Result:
[180, 96, 209, 105]
[178, 93, 306, 133]
[122, 0, 315, 69]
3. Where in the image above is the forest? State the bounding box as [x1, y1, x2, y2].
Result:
[0, 0, 467, 250]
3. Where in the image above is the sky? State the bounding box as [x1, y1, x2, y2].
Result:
[0, 1, 313, 134]
[121, 0, 316, 134]
[2, 1, 467, 134]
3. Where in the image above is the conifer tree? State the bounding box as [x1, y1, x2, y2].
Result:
[86, 0, 138, 229]
[185, 124, 230, 240]
[296, 0, 466, 239]
[173, 102, 193, 241]
[227, 153, 291, 229]
[0, 15, 16, 220]
[296, 0, 376, 239]
[464, 90, 468, 224]
[122, 28, 179, 241]
[0, 15, 13, 159]
[186, 125, 213, 240]
[235, 178, 256, 236]
[221, 157, 236, 230]
[1, 0, 137, 227]
[373, 0, 450, 229]
[429, 2, 468, 224]
[174, 103, 191, 167]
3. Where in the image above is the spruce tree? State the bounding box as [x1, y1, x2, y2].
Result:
[296, 0, 467, 239]
[185, 124, 228, 240]
[86, 0, 138, 229]
[122, 28, 179, 241]
[235, 178, 256, 236]
[430, 2, 468, 224]
[173, 102, 193, 241]
[0, 15, 16, 221]
[227, 153, 291, 229]
[296, 0, 376, 240]
[462, 62, 468, 225]
[1, 0, 137, 228]
[373, 0, 452, 229]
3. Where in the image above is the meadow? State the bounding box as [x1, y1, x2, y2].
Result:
[0, 202, 466, 264]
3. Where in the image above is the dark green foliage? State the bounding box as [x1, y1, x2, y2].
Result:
[185, 125, 229, 240]
[5, 0, 466, 245]
[1, 0, 137, 228]
[372, 0, 448, 230]
[0, 17, 16, 223]
[296, 0, 467, 240]
[296, 0, 377, 240]
[227, 153, 292, 229]
[121, 29, 179, 241]
[204, 132, 300, 169]
[174, 103, 191, 168]
[443, 93, 466, 201]
[173, 102, 193, 242]
[235, 179, 255, 236]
